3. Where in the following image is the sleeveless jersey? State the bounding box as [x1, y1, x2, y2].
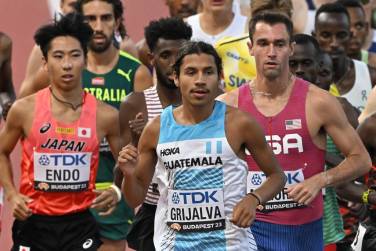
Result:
[20, 87, 99, 215]
[154, 101, 254, 251]
[83, 50, 141, 184]
[238, 78, 325, 225]
[340, 59, 372, 111]
[144, 86, 163, 205]
[186, 13, 248, 46]
[215, 35, 257, 92]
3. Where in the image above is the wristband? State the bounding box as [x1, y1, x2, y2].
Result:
[247, 192, 262, 205]
[110, 184, 122, 202]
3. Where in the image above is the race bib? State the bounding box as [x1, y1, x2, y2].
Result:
[34, 152, 91, 192]
[247, 169, 306, 212]
[167, 188, 225, 232]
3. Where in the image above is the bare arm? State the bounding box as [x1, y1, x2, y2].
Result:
[118, 118, 159, 208]
[228, 108, 286, 227]
[0, 99, 33, 219]
[19, 45, 50, 98]
[133, 64, 153, 92]
[288, 89, 371, 204]
[0, 35, 15, 119]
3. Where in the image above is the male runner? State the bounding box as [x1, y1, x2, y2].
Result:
[218, 12, 371, 250]
[75, 1, 153, 250]
[120, 17, 192, 251]
[118, 41, 286, 250]
[339, 0, 376, 67]
[313, 2, 376, 112]
[0, 13, 120, 250]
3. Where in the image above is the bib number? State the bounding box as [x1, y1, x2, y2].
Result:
[34, 152, 91, 192]
[167, 188, 225, 232]
[247, 169, 306, 212]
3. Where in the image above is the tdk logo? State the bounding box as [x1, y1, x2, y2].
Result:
[177, 191, 218, 204]
[45, 154, 87, 166]
[160, 147, 180, 157]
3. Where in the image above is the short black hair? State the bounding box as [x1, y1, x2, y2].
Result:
[173, 41, 222, 77]
[249, 11, 293, 42]
[75, 0, 123, 21]
[293, 33, 321, 54]
[34, 13, 93, 60]
[145, 17, 192, 52]
[315, 2, 350, 26]
[338, 0, 365, 14]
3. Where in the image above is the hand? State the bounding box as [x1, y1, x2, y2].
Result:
[129, 113, 146, 145]
[2, 100, 12, 121]
[231, 194, 258, 228]
[9, 193, 33, 220]
[286, 175, 324, 205]
[91, 189, 117, 216]
[118, 144, 138, 175]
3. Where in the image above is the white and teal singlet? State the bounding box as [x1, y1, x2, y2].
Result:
[154, 101, 256, 251]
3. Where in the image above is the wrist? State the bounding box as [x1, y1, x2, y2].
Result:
[246, 191, 264, 210]
[320, 172, 330, 188]
[110, 184, 122, 202]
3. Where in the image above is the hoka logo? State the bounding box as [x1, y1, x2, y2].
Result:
[160, 147, 180, 156]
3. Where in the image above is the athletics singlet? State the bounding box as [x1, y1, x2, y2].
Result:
[238, 78, 325, 225]
[20, 87, 99, 215]
[154, 101, 255, 251]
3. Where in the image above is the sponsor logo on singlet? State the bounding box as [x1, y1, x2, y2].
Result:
[34, 152, 91, 192]
[167, 188, 226, 232]
[55, 127, 75, 135]
[39, 122, 51, 134]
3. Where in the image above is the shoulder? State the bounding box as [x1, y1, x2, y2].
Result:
[120, 92, 146, 112]
[119, 50, 141, 66]
[7, 94, 36, 125]
[225, 105, 258, 130]
[367, 64, 376, 84]
[216, 88, 240, 107]
[358, 112, 376, 133]
[307, 83, 338, 108]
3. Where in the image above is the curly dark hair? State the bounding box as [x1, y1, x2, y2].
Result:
[145, 17, 192, 52]
[34, 12, 93, 60]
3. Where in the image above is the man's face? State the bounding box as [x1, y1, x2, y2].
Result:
[289, 43, 318, 83]
[317, 53, 333, 91]
[60, 0, 77, 15]
[249, 22, 293, 80]
[202, 0, 233, 12]
[314, 12, 351, 63]
[174, 53, 220, 107]
[83, 0, 119, 53]
[45, 36, 85, 91]
[153, 38, 186, 89]
[347, 7, 368, 55]
[166, 0, 199, 18]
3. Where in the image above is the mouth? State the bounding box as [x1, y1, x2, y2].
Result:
[191, 88, 209, 98]
[211, 0, 225, 6]
[61, 74, 74, 82]
[93, 35, 106, 43]
[265, 61, 279, 68]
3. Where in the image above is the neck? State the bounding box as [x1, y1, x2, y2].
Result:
[156, 83, 181, 108]
[87, 45, 118, 73]
[200, 10, 234, 35]
[50, 85, 84, 110]
[333, 56, 350, 83]
[180, 99, 215, 124]
[253, 71, 293, 98]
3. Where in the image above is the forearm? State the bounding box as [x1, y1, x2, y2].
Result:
[335, 181, 367, 203]
[0, 155, 17, 199]
[121, 169, 148, 208]
[325, 152, 343, 167]
[253, 172, 286, 204]
[321, 153, 371, 188]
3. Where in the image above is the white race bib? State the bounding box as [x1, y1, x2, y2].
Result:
[247, 169, 306, 212]
[34, 152, 91, 192]
[167, 188, 225, 232]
